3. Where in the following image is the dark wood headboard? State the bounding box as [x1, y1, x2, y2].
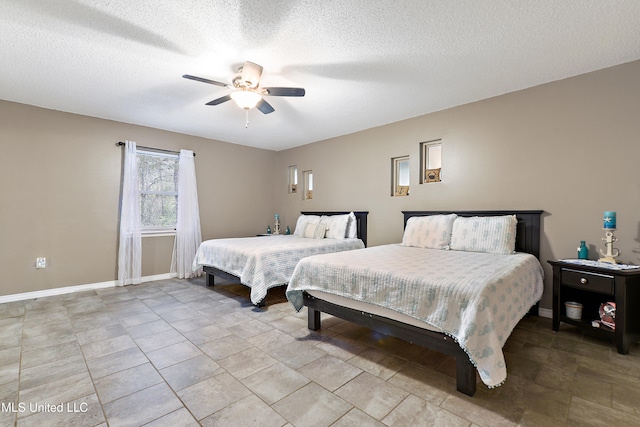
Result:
[301, 211, 369, 247]
[402, 210, 542, 259]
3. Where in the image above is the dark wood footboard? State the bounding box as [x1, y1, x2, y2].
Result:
[202, 266, 266, 306]
[303, 292, 477, 396]
[202, 265, 240, 287]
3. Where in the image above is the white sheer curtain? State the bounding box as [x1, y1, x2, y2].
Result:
[171, 149, 203, 279]
[118, 141, 142, 286]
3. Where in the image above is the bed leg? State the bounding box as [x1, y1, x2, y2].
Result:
[206, 273, 215, 287]
[308, 308, 321, 330]
[455, 358, 476, 396]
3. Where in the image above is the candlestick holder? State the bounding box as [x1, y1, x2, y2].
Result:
[598, 229, 619, 264]
[273, 218, 281, 235]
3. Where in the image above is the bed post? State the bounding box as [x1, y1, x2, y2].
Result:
[308, 307, 321, 330]
[202, 267, 218, 287]
[455, 357, 477, 396]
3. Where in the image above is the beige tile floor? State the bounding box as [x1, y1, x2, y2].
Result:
[1, 277, 639, 426]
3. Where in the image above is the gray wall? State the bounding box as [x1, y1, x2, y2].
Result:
[275, 60, 640, 310]
[0, 101, 277, 296]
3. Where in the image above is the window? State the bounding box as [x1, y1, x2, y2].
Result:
[288, 165, 298, 193]
[303, 170, 313, 200]
[137, 150, 179, 232]
[420, 139, 442, 183]
[391, 156, 410, 196]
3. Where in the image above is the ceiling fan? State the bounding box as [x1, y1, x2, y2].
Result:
[183, 61, 305, 116]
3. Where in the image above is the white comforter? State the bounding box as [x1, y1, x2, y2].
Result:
[286, 244, 544, 388]
[193, 235, 365, 304]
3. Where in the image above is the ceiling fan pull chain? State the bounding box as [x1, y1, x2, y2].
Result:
[245, 108, 250, 128]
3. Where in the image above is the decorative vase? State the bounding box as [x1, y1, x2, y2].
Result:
[267, 226, 271, 234]
[578, 241, 588, 259]
[285, 226, 291, 235]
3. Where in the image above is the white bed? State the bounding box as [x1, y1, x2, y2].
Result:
[192, 211, 367, 305]
[285, 210, 544, 395]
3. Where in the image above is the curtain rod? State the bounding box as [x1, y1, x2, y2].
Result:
[116, 141, 195, 156]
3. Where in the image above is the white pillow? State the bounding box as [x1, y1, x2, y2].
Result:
[346, 212, 358, 238]
[320, 214, 350, 239]
[294, 215, 320, 237]
[303, 222, 327, 239]
[449, 215, 518, 255]
[401, 214, 457, 249]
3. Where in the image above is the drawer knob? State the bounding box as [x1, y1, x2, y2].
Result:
[580, 277, 588, 284]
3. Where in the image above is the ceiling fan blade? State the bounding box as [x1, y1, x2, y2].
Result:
[256, 98, 275, 114]
[241, 62, 263, 89]
[183, 74, 229, 88]
[205, 95, 232, 106]
[263, 87, 305, 97]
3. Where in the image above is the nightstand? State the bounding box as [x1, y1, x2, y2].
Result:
[549, 260, 640, 354]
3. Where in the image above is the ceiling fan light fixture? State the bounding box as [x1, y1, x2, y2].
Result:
[230, 90, 261, 109]
[184, 61, 304, 116]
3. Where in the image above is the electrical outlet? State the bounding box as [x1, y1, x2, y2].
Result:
[36, 257, 46, 269]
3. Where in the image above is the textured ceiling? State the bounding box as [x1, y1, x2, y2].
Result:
[1, 1, 640, 151]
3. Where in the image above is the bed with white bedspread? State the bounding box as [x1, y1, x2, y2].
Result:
[192, 211, 367, 305]
[287, 244, 543, 388]
[286, 210, 543, 396]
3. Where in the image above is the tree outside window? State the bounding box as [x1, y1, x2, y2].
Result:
[137, 151, 179, 232]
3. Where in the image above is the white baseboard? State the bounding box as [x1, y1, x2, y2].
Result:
[537, 307, 552, 319]
[1, 276, 556, 321]
[0, 273, 174, 304]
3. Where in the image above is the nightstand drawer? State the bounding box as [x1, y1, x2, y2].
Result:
[562, 269, 614, 294]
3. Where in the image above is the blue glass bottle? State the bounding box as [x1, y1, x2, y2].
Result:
[285, 226, 291, 235]
[578, 241, 588, 259]
[267, 226, 271, 234]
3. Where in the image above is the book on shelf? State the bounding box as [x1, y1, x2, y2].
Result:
[599, 320, 616, 330]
